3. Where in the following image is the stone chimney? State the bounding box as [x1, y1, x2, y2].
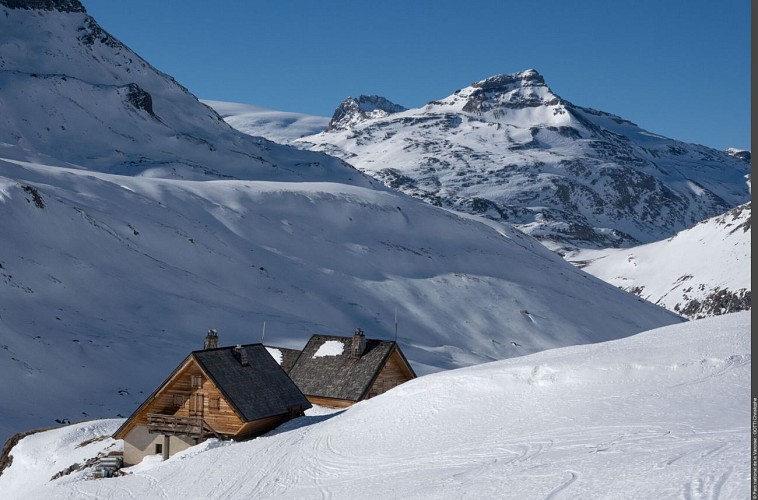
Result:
[233, 344, 249, 366]
[204, 329, 219, 350]
[351, 327, 366, 358]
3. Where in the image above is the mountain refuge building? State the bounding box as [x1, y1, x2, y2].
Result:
[269, 328, 417, 408]
[113, 332, 311, 466]
[113, 328, 416, 465]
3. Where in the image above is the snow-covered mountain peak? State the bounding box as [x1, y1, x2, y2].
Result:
[327, 95, 408, 130]
[0, 1, 369, 184]
[297, 69, 750, 251]
[424, 69, 567, 122]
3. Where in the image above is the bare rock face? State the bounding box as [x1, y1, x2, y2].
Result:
[462, 69, 560, 113]
[328, 95, 407, 131]
[0, 0, 85, 12]
[123, 83, 156, 117]
[726, 148, 751, 163]
[675, 288, 751, 319]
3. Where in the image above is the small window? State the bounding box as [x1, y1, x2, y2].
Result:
[191, 375, 202, 389]
[209, 396, 220, 411]
[173, 394, 186, 407]
[155, 443, 163, 455]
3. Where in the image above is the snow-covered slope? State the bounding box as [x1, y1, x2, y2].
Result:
[0, 157, 682, 442]
[0, 1, 363, 184]
[201, 100, 329, 144]
[568, 203, 751, 319]
[0, 0, 681, 445]
[298, 70, 751, 252]
[1, 312, 749, 499]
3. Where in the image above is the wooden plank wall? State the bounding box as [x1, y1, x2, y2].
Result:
[235, 414, 289, 439]
[127, 360, 244, 436]
[366, 349, 414, 399]
[306, 395, 355, 408]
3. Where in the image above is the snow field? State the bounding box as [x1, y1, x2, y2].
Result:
[0, 156, 681, 442]
[569, 202, 750, 318]
[0, 313, 748, 499]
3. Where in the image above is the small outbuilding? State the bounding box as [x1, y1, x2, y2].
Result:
[113, 331, 311, 466]
[270, 328, 416, 408]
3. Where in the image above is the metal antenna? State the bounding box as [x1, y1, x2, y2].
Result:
[394, 307, 398, 341]
[261, 321, 266, 343]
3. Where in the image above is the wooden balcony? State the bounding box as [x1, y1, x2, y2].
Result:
[146, 413, 220, 439]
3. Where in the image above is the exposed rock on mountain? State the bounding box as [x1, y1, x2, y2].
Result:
[299, 70, 750, 252]
[726, 147, 751, 164]
[0, 0, 84, 12]
[327, 95, 408, 131]
[568, 202, 751, 319]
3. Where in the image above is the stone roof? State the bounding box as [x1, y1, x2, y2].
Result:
[193, 344, 311, 421]
[286, 335, 398, 402]
[264, 346, 303, 374]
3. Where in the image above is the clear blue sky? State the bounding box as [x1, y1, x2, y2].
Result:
[82, 0, 750, 151]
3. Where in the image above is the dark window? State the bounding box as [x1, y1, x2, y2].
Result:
[173, 394, 186, 407]
[155, 443, 162, 455]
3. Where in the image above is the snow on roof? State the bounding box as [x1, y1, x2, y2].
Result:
[288, 335, 401, 402]
[265, 347, 283, 365]
[312, 340, 344, 358]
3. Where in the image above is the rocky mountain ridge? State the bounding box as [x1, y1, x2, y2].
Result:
[298, 69, 750, 252]
[0, 0, 367, 184]
[327, 95, 408, 131]
[0, 0, 84, 12]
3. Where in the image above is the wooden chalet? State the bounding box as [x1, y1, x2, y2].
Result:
[269, 328, 416, 408]
[113, 330, 311, 466]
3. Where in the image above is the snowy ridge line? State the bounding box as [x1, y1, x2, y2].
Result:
[284, 69, 750, 252]
[569, 202, 751, 318]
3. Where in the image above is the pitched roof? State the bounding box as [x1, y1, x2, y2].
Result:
[264, 346, 303, 374]
[286, 335, 397, 401]
[193, 344, 311, 422]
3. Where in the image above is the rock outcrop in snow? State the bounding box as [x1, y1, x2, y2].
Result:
[327, 95, 408, 131]
[0, 0, 85, 12]
[569, 202, 751, 319]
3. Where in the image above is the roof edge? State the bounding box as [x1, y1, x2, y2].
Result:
[356, 341, 397, 401]
[112, 353, 193, 439]
[190, 352, 248, 422]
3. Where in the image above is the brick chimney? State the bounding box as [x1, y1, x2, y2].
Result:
[351, 328, 366, 358]
[204, 329, 219, 350]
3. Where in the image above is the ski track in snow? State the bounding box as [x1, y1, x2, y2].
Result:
[1, 313, 747, 500]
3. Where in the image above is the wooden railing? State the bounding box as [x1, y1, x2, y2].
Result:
[146, 413, 220, 439]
